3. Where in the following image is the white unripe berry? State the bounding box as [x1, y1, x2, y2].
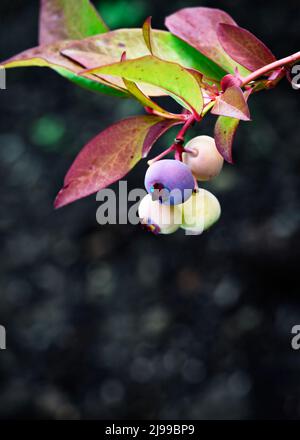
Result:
[182, 135, 224, 181]
[138, 194, 181, 234]
[179, 189, 221, 235]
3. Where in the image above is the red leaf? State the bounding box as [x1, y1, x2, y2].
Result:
[214, 116, 239, 163]
[217, 24, 276, 72]
[165, 7, 249, 75]
[214, 89, 252, 163]
[220, 73, 242, 91]
[211, 86, 251, 121]
[54, 116, 181, 208]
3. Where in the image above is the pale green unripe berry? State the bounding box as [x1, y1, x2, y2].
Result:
[138, 194, 181, 234]
[182, 135, 224, 181]
[179, 189, 221, 235]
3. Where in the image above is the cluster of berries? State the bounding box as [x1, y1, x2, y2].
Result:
[138, 136, 223, 235]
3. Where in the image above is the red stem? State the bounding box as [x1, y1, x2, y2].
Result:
[147, 143, 176, 165]
[174, 149, 182, 161]
[147, 113, 198, 164]
[175, 114, 196, 142]
[241, 51, 300, 86]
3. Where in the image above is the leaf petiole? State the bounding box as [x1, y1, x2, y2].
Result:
[144, 107, 186, 120]
[147, 144, 177, 165]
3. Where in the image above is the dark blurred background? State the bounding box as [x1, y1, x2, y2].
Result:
[0, 0, 300, 420]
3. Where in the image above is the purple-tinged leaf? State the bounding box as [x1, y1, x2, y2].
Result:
[3, 42, 79, 71]
[5, 25, 217, 98]
[214, 90, 252, 163]
[214, 116, 239, 163]
[217, 23, 276, 72]
[165, 7, 250, 76]
[211, 86, 251, 121]
[61, 28, 227, 93]
[142, 118, 182, 156]
[39, 0, 108, 45]
[1, 43, 129, 97]
[54, 116, 181, 208]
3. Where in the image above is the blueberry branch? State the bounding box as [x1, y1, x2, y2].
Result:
[147, 113, 198, 165]
[175, 114, 196, 142]
[147, 98, 219, 166]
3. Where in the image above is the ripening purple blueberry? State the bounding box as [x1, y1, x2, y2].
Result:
[144, 159, 194, 205]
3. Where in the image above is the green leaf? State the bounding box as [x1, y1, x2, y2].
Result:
[84, 55, 204, 117]
[122, 78, 176, 117]
[39, 0, 109, 45]
[54, 66, 128, 97]
[62, 28, 227, 84]
[141, 16, 219, 94]
[54, 115, 182, 208]
[1, 44, 128, 98]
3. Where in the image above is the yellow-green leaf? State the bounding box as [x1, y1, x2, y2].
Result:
[123, 78, 176, 118]
[62, 28, 227, 83]
[85, 56, 204, 117]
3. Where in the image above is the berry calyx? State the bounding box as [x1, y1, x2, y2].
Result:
[182, 135, 224, 181]
[138, 194, 181, 234]
[179, 189, 221, 235]
[144, 159, 195, 205]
